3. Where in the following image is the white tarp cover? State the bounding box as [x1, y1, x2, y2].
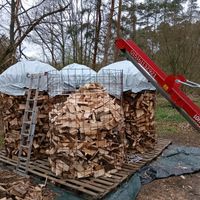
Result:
[61, 63, 97, 91]
[0, 60, 155, 97]
[47, 63, 97, 96]
[0, 60, 56, 96]
[98, 60, 155, 97]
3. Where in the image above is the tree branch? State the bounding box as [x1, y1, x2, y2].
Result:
[15, 3, 70, 47]
[0, 2, 70, 71]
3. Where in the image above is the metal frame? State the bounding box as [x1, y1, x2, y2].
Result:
[115, 38, 200, 132]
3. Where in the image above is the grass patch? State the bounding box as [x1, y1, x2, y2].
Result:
[155, 95, 200, 135]
[155, 121, 179, 134]
[155, 97, 185, 123]
[194, 98, 200, 106]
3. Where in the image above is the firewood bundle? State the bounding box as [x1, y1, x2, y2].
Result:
[123, 91, 156, 153]
[0, 92, 51, 159]
[46, 83, 125, 178]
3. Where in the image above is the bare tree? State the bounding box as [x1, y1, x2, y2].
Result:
[92, 0, 102, 67]
[0, 0, 70, 72]
[114, 0, 122, 61]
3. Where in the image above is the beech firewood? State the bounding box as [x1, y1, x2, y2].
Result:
[46, 83, 125, 178]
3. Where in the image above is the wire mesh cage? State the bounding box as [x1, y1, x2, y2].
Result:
[47, 68, 123, 98]
[46, 68, 125, 178]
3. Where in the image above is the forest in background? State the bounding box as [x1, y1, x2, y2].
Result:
[0, 0, 200, 87]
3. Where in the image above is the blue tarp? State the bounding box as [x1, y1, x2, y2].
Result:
[139, 144, 200, 184]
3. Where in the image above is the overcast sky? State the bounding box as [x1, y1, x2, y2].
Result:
[22, 0, 200, 60]
[136, 0, 200, 3]
[23, 0, 200, 5]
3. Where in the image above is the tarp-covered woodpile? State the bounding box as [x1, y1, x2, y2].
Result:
[62, 63, 97, 90]
[46, 83, 125, 178]
[98, 61, 157, 153]
[0, 60, 157, 179]
[0, 60, 56, 96]
[97, 60, 155, 98]
[0, 61, 57, 159]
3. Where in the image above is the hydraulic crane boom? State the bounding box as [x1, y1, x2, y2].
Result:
[115, 38, 200, 132]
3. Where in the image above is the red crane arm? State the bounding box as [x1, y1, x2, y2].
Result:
[115, 38, 200, 132]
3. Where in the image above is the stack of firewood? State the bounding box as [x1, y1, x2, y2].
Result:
[0, 92, 51, 159]
[0, 82, 157, 178]
[46, 83, 125, 178]
[123, 91, 157, 153]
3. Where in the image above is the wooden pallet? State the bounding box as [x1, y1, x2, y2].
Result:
[0, 138, 171, 199]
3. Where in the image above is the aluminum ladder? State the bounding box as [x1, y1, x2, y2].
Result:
[16, 73, 42, 176]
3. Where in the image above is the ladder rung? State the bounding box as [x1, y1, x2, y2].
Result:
[21, 145, 29, 148]
[27, 98, 35, 101]
[21, 133, 30, 136]
[25, 110, 33, 113]
[16, 168, 26, 173]
[15, 169, 29, 178]
[24, 121, 32, 124]
[18, 161, 27, 166]
[19, 157, 28, 161]
[17, 164, 26, 169]
[21, 131, 30, 134]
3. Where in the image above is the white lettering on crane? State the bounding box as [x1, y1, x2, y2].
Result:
[130, 49, 157, 79]
[193, 114, 200, 124]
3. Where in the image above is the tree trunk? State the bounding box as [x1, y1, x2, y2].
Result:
[60, 13, 65, 67]
[114, 0, 122, 61]
[92, 0, 102, 68]
[131, 2, 137, 40]
[80, 0, 83, 63]
[84, 11, 91, 64]
[102, 0, 115, 66]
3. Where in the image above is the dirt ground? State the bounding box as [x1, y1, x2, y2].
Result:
[136, 122, 200, 200]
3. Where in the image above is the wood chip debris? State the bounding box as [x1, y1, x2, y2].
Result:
[0, 169, 55, 200]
